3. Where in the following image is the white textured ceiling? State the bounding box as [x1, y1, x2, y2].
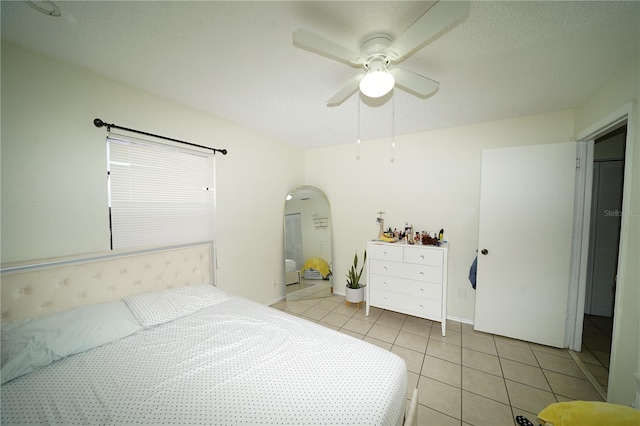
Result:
[2, 1, 639, 149]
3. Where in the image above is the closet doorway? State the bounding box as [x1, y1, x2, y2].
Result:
[581, 125, 626, 396]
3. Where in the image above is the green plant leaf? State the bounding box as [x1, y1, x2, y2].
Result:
[345, 250, 367, 289]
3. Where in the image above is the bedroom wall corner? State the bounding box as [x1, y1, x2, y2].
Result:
[1, 41, 111, 262]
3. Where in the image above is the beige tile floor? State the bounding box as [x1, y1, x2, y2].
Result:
[270, 295, 605, 426]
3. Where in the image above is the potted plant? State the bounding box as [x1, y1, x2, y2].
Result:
[345, 250, 367, 306]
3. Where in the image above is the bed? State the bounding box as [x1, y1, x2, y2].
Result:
[1, 243, 414, 425]
[284, 258, 300, 285]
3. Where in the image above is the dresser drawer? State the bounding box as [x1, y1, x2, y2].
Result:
[370, 274, 442, 300]
[403, 246, 444, 266]
[369, 260, 443, 284]
[369, 289, 442, 320]
[367, 243, 403, 262]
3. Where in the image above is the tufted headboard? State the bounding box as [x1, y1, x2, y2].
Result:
[1, 242, 213, 321]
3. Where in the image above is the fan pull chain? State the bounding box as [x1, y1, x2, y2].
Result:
[356, 97, 361, 160]
[390, 93, 396, 163]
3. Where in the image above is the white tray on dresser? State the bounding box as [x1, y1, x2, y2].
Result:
[366, 241, 449, 336]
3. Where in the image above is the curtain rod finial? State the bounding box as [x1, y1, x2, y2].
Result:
[93, 118, 105, 128]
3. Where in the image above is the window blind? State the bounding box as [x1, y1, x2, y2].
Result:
[107, 136, 215, 250]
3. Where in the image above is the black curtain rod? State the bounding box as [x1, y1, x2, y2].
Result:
[93, 118, 228, 155]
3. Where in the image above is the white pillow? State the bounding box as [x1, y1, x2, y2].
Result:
[123, 285, 230, 327]
[1, 300, 142, 384]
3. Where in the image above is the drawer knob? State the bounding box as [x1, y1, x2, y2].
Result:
[419, 272, 424, 276]
[382, 251, 387, 256]
[383, 267, 388, 271]
[419, 305, 423, 309]
[419, 289, 424, 293]
[383, 282, 387, 286]
[383, 297, 387, 301]
[420, 255, 424, 259]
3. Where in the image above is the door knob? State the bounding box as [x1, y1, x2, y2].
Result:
[481, 249, 489, 255]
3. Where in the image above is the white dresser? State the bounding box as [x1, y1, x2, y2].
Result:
[366, 241, 448, 336]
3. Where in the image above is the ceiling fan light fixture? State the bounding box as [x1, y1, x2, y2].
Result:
[359, 58, 395, 98]
[359, 70, 395, 98]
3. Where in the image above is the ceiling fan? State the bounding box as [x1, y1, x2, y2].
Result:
[293, 1, 469, 106]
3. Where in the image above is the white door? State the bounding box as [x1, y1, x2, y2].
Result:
[474, 142, 577, 348]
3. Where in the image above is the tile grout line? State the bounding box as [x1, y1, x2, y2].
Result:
[567, 349, 607, 401]
[530, 346, 559, 406]
[494, 337, 518, 422]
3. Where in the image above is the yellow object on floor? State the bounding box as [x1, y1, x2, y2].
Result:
[301, 257, 331, 279]
[538, 401, 640, 426]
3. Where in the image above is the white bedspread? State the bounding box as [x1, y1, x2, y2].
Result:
[1, 295, 407, 425]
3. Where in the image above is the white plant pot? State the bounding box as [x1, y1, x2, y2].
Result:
[345, 286, 365, 304]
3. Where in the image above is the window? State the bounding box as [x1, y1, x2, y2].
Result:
[107, 135, 215, 250]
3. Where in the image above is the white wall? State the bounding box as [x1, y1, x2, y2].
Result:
[305, 109, 575, 323]
[1, 41, 305, 305]
[574, 54, 639, 406]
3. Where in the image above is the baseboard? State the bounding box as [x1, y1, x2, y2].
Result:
[266, 295, 286, 306]
[447, 315, 474, 326]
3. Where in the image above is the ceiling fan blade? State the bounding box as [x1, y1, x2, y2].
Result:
[389, 0, 469, 61]
[293, 29, 363, 65]
[327, 79, 361, 106]
[391, 69, 440, 98]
